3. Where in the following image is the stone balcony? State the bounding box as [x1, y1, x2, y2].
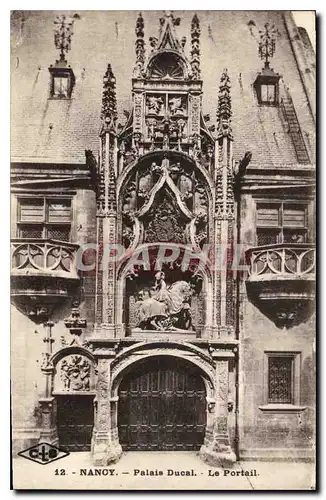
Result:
[245, 244, 315, 328]
[11, 239, 80, 323]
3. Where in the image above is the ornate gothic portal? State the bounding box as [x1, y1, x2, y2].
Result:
[82, 11, 237, 467]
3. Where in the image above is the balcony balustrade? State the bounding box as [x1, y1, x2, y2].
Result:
[11, 239, 80, 323]
[11, 239, 80, 279]
[245, 243, 315, 328]
[246, 244, 315, 281]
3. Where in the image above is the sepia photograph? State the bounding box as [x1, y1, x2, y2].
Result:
[10, 9, 316, 490]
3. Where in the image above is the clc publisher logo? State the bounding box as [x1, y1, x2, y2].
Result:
[17, 442, 70, 465]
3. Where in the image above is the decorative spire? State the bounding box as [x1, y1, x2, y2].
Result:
[258, 23, 277, 69]
[217, 69, 232, 139]
[101, 64, 117, 132]
[134, 13, 145, 77]
[54, 14, 74, 63]
[190, 14, 201, 79]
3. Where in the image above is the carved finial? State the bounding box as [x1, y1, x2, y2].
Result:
[217, 69, 232, 139]
[101, 64, 117, 132]
[155, 11, 183, 53]
[53, 14, 74, 63]
[134, 12, 145, 77]
[191, 14, 201, 79]
[258, 23, 277, 69]
[64, 301, 87, 337]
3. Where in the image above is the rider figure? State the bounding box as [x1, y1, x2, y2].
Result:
[153, 271, 168, 301]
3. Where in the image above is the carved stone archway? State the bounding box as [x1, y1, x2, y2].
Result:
[91, 341, 236, 466]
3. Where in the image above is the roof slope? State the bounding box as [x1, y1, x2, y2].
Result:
[11, 10, 315, 167]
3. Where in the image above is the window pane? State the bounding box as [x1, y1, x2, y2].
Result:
[19, 225, 43, 239]
[257, 205, 280, 227]
[47, 225, 70, 241]
[283, 206, 306, 228]
[283, 230, 306, 243]
[257, 229, 279, 246]
[267, 85, 275, 102]
[48, 200, 71, 223]
[268, 356, 293, 404]
[54, 77, 68, 97]
[19, 199, 44, 222]
[261, 84, 275, 103]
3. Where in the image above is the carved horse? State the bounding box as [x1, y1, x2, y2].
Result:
[135, 280, 193, 331]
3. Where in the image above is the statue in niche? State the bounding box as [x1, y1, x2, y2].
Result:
[122, 213, 135, 248]
[178, 173, 193, 207]
[122, 180, 137, 212]
[138, 170, 153, 204]
[176, 119, 186, 139]
[134, 271, 194, 331]
[60, 355, 90, 391]
[146, 118, 157, 143]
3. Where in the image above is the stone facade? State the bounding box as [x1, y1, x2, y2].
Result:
[11, 11, 315, 465]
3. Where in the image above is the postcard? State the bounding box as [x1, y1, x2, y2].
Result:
[11, 10, 316, 490]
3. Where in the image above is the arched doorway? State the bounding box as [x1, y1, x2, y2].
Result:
[51, 349, 96, 453]
[118, 356, 207, 451]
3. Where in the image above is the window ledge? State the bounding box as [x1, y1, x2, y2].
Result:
[259, 404, 307, 414]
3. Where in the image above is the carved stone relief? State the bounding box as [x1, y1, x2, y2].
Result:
[146, 94, 165, 116]
[125, 267, 205, 332]
[121, 158, 209, 249]
[143, 195, 188, 244]
[55, 355, 93, 392]
[168, 95, 187, 116]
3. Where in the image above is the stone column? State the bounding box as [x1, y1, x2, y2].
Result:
[200, 350, 236, 467]
[38, 397, 58, 446]
[38, 321, 58, 445]
[92, 354, 122, 465]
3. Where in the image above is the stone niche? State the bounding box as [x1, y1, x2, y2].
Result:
[124, 264, 206, 336]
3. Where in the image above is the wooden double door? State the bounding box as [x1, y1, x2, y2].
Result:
[118, 357, 206, 451]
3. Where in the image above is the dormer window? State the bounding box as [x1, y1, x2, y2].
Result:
[254, 68, 280, 106]
[49, 64, 75, 99]
[261, 84, 276, 104]
[49, 14, 76, 99]
[254, 23, 280, 106]
[53, 75, 68, 98]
